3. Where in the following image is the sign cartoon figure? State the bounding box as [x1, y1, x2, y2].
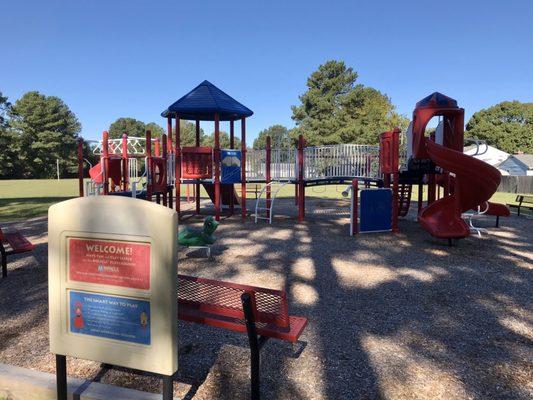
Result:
[73, 301, 84, 329]
[140, 311, 148, 329]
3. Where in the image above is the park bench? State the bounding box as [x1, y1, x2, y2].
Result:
[177, 274, 308, 400]
[0, 228, 35, 278]
[507, 195, 533, 216]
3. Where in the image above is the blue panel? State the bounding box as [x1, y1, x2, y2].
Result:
[221, 149, 242, 184]
[360, 189, 392, 233]
[69, 291, 151, 345]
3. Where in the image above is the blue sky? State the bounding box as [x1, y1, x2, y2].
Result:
[2, 0, 531, 142]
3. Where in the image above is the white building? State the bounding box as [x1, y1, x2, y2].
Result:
[463, 143, 510, 167]
[497, 154, 533, 176]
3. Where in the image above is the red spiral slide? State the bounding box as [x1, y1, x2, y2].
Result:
[418, 140, 505, 239]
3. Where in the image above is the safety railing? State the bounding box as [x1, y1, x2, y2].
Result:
[92, 137, 157, 156]
[303, 144, 380, 180]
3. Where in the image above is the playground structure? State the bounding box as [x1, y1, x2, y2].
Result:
[78, 130, 174, 205]
[343, 92, 510, 241]
[78, 81, 383, 223]
[77, 84, 510, 242]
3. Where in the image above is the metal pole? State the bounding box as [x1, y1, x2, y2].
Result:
[56, 354, 67, 400]
[56, 158, 60, 180]
[241, 293, 261, 400]
[162, 375, 173, 400]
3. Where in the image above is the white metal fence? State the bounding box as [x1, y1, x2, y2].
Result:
[246, 149, 297, 181]
[246, 144, 381, 181]
[303, 144, 380, 180]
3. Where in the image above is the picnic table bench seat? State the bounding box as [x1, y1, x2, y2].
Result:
[507, 195, 533, 216]
[0, 228, 35, 278]
[177, 274, 308, 399]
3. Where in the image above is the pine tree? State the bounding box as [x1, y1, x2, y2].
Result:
[10, 91, 81, 178]
[291, 60, 407, 145]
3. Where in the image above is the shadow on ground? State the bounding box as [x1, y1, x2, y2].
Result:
[0, 198, 531, 399]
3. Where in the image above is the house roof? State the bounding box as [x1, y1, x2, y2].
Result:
[512, 154, 533, 169]
[464, 144, 510, 167]
[161, 80, 253, 121]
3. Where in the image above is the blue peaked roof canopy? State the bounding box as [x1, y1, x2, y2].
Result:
[161, 80, 253, 121]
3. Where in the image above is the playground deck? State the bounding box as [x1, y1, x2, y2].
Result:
[0, 199, 531, 399]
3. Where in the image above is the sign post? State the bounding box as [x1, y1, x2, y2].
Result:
[48, 196, 178, 399]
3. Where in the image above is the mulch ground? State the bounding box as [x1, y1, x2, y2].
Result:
[0, 198, 532, 400]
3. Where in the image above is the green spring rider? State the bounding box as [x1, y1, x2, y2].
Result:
[178, 216, 219, 247]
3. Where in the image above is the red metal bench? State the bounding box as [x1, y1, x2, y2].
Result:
[177, 274, 308, 400]
[0, 228, 35, 278]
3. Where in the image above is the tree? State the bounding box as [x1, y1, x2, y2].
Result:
[465, 101, 533, 153]
[178, 120, 206, 147]
[0, 92, 21, 179]
[145, 122, 165, 138]
[9, 91, 81, 178]
[108, 117, 146, 139]
[203, 131, 241, 149]
[253, 124, 294, 149]
[291, 60, 407, 145]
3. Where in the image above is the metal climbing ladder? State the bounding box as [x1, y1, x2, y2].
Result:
[254, 181, 290, 224]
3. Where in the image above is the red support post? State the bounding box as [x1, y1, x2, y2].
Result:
[214, 113, 221, 221]
[418, 182, 423, 214]
[122, 133, 129, 191]
[77, 138, 84, 197]
[154, 138, 161, 157]
[229, 120, 235, 215]
[266, 136, 271, 219]
[175, 116, 181, 216]
[351, 179, 359, 236]
[229, 120, 234, 148]
[297, 135, 305, 222]
[428, 174, 436, 206]
[195, 120, 200, 215]
[162, 133, 168, 207]
[102, 131, 109, 195]
[167, 116, 174, 209]
[146, 130, 152, 202]
[391, 129, 400, 233]
[167, 117, 173, 153]
[241, 117, 247, 220]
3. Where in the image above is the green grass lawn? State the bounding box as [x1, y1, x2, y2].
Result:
[0, 179, 529, 222]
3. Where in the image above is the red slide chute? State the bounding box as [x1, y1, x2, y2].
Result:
[418, 140, 502, 238]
